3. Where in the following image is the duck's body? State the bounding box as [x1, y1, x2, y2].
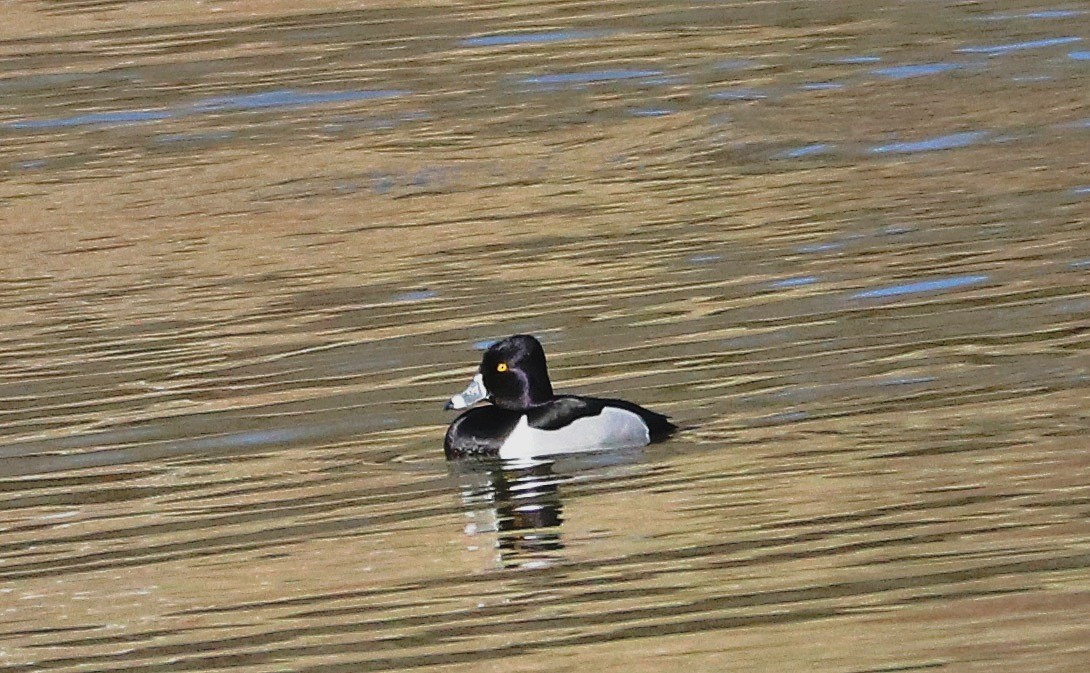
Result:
[443, 335, 675, 460]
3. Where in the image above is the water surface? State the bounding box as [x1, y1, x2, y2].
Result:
[2, 1, 1089, 671]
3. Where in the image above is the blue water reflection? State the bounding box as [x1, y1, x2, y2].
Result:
[852, 274, 989, 299]
[11, 109, 173, 129]
[687, 254, 724, 264]
[629, 107, 674, 117]
[877, 376, 937, 386]
[871, 131, 987, 154]
[836, 56, 882, 64]
[461, 30, 604, 47]
[770, 276, 819, 289]
[710, 88, 768, 101]
[796, 241, 844, 254]
[7, 89, 407, 130]
[520, 69, 664, 86]
[775, 143, 833, 159]
[979, 10, 1086, 21]
[872, 63, 963, 79]
[392, 290, 438, 303]
[956, 36, 1081, 55]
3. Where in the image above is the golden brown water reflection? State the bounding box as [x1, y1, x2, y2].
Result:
[2, 1, 1090, 671]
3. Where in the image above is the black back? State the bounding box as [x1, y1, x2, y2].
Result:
[526, 395, 676, 440]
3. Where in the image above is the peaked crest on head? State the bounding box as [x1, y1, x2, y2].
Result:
[479, 334, 554, 410]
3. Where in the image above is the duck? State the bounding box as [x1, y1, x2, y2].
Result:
[443, 334, 676, 460]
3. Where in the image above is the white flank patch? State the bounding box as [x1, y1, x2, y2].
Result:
[498, 407, 651, 460]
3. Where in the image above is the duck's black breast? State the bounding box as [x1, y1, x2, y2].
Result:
[443, 405, 523, 459]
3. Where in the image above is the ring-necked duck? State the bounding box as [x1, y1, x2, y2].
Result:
[443, 335, 676, 460]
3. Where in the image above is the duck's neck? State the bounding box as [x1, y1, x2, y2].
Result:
[495, 373, 553, 411]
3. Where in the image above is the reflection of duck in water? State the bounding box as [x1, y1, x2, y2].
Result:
[444, 335, 675, 460]
[450, 450, 645, 569]
[453, 460, 564, 569]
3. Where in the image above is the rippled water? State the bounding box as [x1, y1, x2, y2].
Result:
[2, 1, 1090, 671]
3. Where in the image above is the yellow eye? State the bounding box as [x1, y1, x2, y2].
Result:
[496, 362, 508, 372]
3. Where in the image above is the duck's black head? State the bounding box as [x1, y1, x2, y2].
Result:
[480, 335, 555, 410]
